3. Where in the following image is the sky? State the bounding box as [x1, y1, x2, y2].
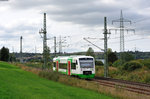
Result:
[0, 0, 150, 53]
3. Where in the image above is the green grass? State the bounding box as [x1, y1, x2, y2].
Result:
[0, 62, 114, 99]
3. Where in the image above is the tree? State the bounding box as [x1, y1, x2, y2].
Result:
[107, 48, 118, 65]
[107, 48, 112, 55]
[0, 47, 9, 62]
[121, 52, 134, 62]
[86, 47, 95, 58]
[108, 52, 118, 64]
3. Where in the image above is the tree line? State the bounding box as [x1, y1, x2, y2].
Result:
[0, 46, 16, 62]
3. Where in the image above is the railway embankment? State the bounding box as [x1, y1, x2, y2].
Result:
[15, 62, 150, 99]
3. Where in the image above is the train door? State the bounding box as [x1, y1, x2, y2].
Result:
[56, 61, 59, 72]
[68, 61, 71, 75]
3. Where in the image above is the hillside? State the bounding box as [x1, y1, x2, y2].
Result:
[0, 62, 114, 99]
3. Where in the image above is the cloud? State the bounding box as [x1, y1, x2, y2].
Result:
[9, 0, 150, 30]
[0, 0, 150, 52]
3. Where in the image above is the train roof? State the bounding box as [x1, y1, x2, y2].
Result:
[53, 55, 94, 61]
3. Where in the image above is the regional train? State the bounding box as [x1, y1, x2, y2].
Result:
[53, 55, 95, 78]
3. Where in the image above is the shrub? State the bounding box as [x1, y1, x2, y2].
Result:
[143, 74, 150, 83]
[108, 62, 112, 66]
[121, 52, 134, 62]
[122, 61, 143, 71]
[112, 59, 122, 67]
[95, 60, 103, 66]
[39, 70, 60, 81]
[140, 59, 150, 69]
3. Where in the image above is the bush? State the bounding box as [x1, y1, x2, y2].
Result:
[122, 61, 143, 71]
[112, 60, 122, 67]
[95, 61, 103, 66]
[140, 59, 150, 69]
[121, 52, 134, 62]
[39, 70, 60, 81]
[108, 62, 112, 66]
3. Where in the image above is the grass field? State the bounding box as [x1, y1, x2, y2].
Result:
[0, 62, 114, 99]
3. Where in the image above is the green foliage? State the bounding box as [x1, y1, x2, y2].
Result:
[95, 60, 104, 66]
[107, 48, 112, 55]
[86, 47, 95, 58]
[143, 74, 150, 83]
[0, 62, 113, 99]
[108, 52, 118, 65]
[122, 61, 143, 71]
[0, 47, 9, 62]
[121, 52, 134, 63]
[112, 59, 122, 67]
[9, 53, 16, 62]
[139, 59, 150, 69]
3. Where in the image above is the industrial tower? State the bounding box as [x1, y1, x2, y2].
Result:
[39, 13, 48, 69]
[20, 36, 23, 63]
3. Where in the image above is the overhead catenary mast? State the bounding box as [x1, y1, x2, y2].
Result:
[54, 36, 57, 57]
[59, 36, 62, 53]
[39, 13, 48, 69]
[103, 17, 110, 78]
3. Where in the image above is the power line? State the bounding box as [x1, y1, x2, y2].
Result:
[109, 37, 148, 44]
[83, 38, 104, 51]
[133, 18, 150, 24]
[108, 34, 136, 40]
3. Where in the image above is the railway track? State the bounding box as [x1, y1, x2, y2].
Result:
[92, 76, 150, 95]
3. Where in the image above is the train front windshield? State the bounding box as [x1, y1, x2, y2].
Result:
[79, 58, 94, 68]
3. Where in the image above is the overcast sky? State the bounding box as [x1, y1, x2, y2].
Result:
[0, 0, 150, 53]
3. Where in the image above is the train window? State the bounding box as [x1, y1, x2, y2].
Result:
[59, 63, 67, 69]
[53, 62, 56, 67]
[79, 58, 94, 68]
[79, 58, 93, 60]
[71, 63, 76, 69]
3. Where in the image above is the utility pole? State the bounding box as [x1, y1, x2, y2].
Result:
[112, 10, 134, 62]
[20, 36, 23, 63]
[83, 17, 110, 78]
[103, 17, 110, 78]
[39, 13, 48, 69]
[54, 36, 57, 57]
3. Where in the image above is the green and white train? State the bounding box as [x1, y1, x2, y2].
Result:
[53, 55, 95, 78]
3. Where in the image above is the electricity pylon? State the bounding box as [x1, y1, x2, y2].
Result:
[112, 10, 135, 52]
[39, 13, 48, 69]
